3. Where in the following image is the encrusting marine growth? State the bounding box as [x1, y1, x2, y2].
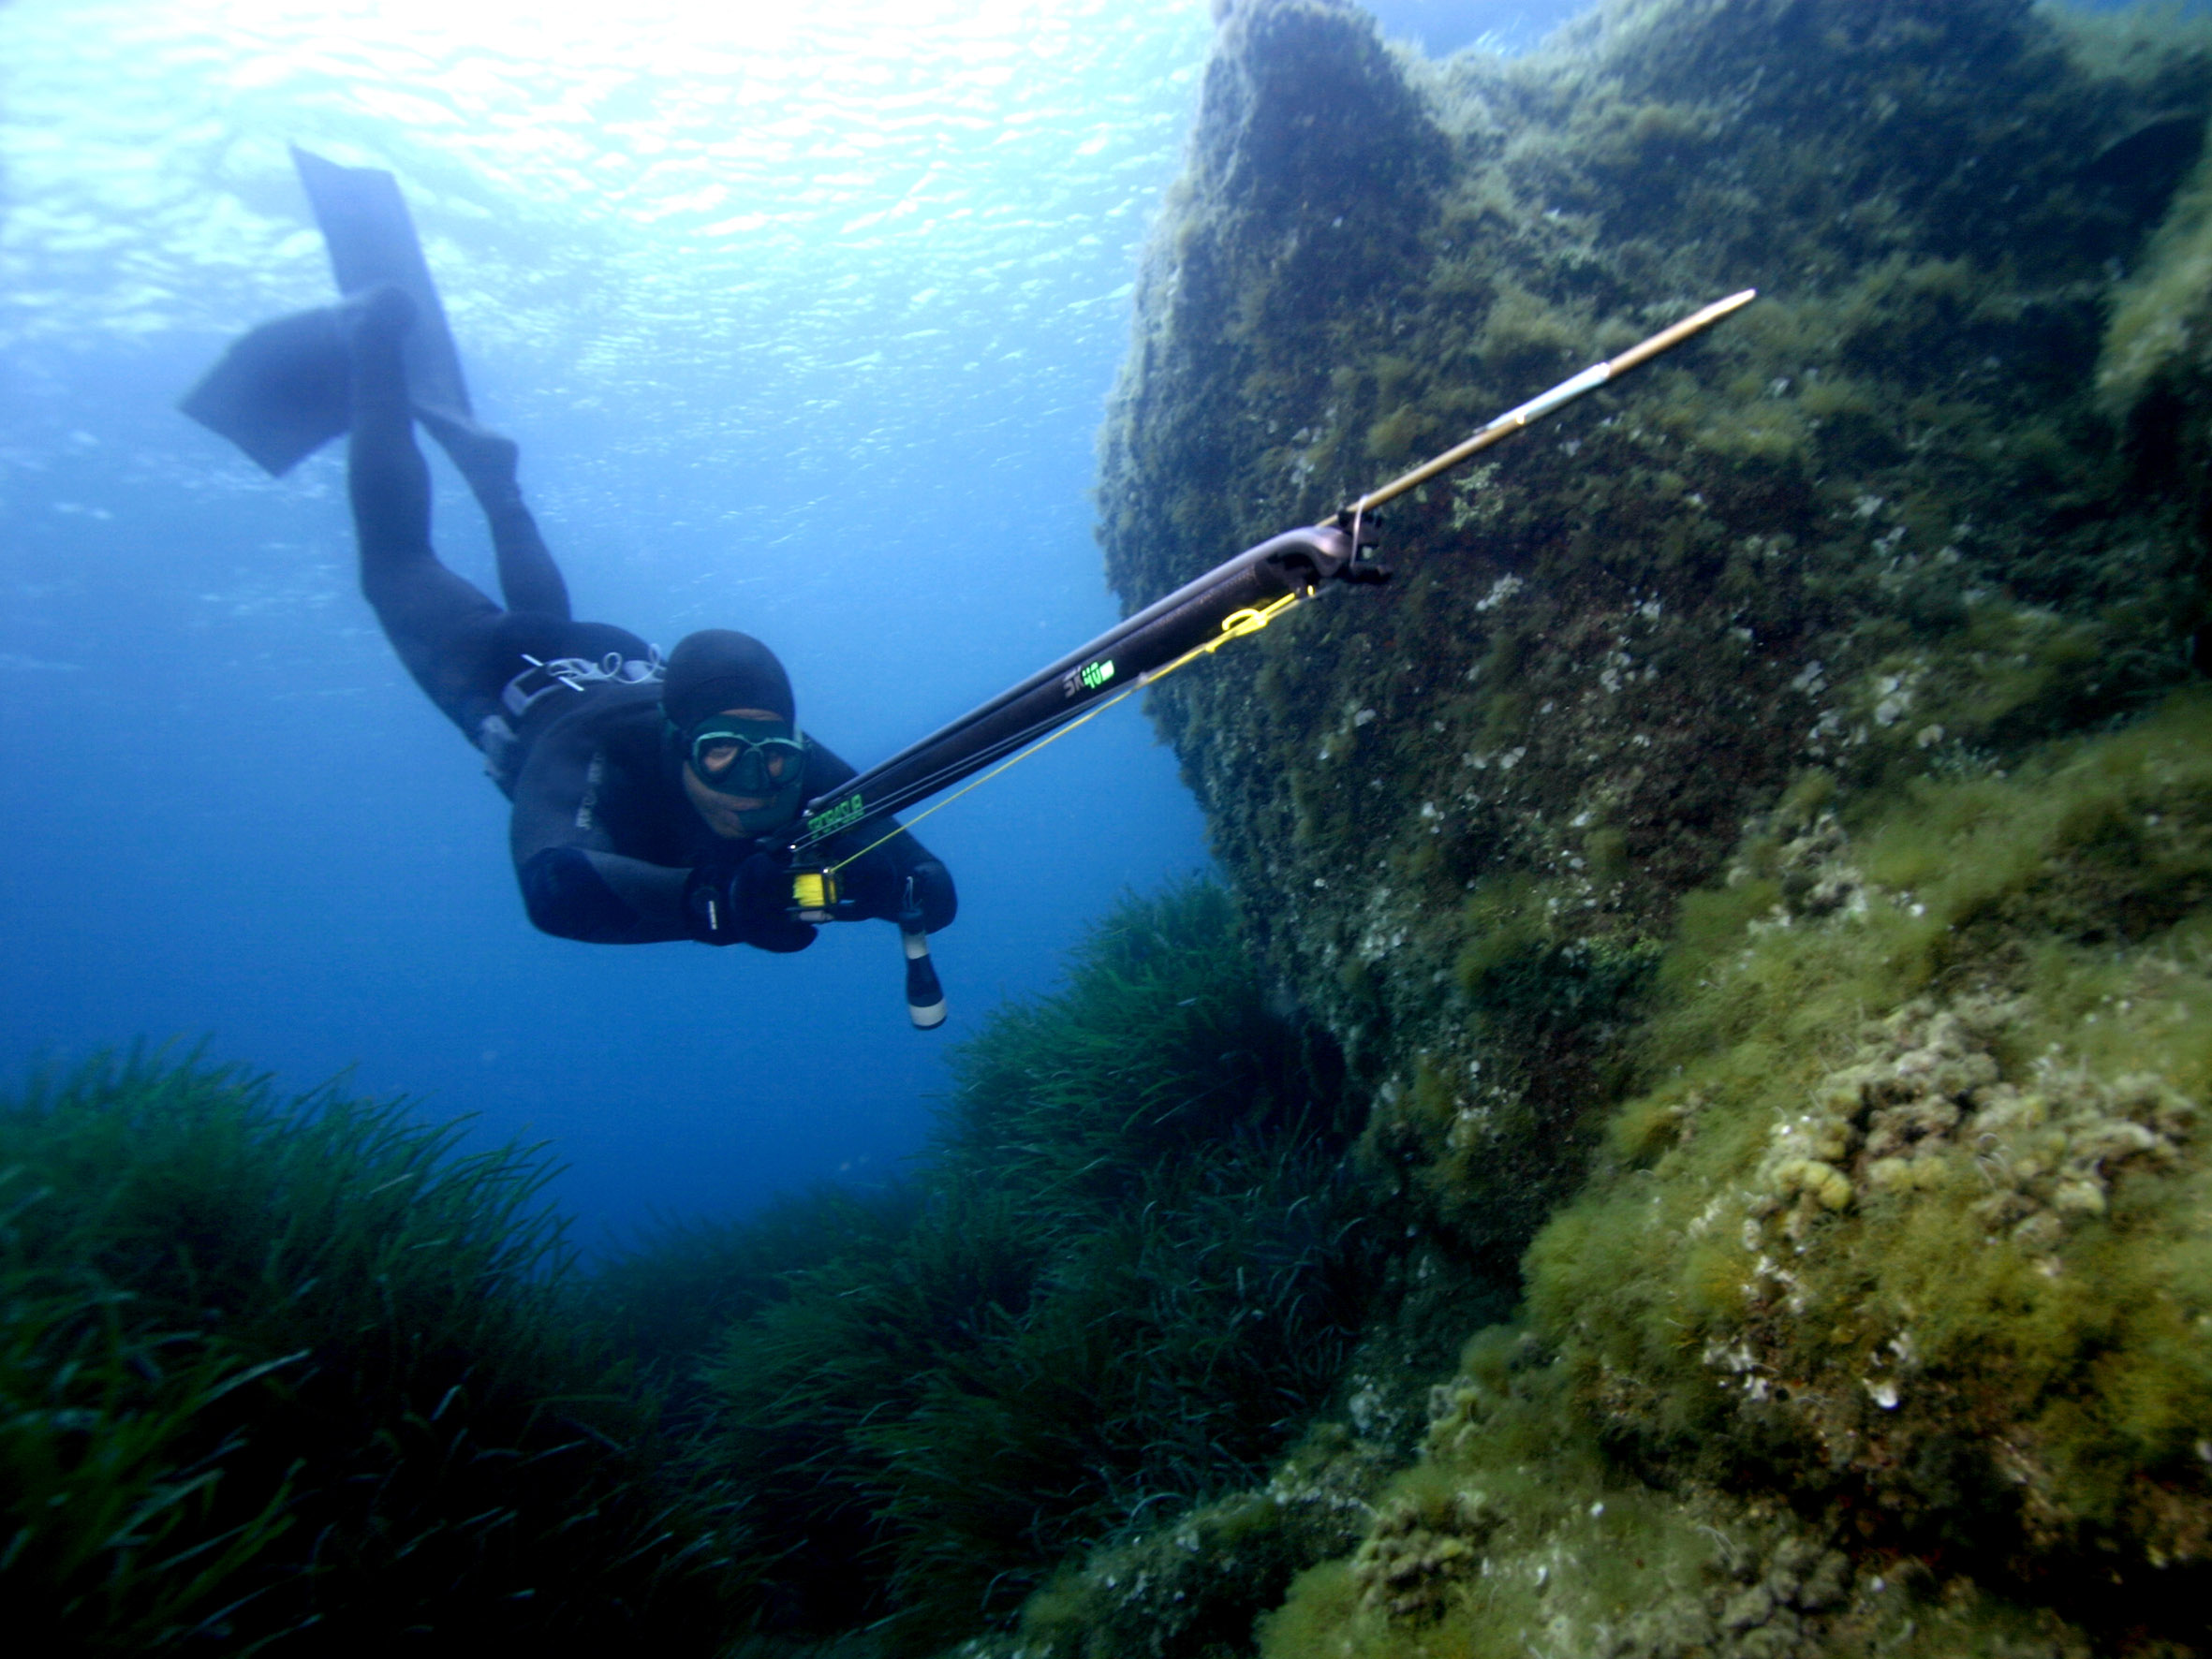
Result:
[1252, 690, 2212, 1657]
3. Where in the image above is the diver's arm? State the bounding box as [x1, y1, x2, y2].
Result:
[507, 729, 695, 945]
[516, 844, 694, 944]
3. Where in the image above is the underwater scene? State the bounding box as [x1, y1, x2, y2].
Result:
[9, 0, 2212, 1652]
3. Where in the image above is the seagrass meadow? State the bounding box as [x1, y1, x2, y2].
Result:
[0, 1054, 739, 1655]
[0, 888, 1375, 1656]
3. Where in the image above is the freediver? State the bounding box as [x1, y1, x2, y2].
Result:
[338, 284, 956, 952]
[180, 146, 952, 958]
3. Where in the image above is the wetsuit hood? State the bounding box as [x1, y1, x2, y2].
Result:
[662, 629, 793, 729]
[663, 631, 803, 839]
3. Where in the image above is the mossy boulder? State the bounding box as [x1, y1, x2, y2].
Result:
[1247, 692, 2212, 1656]
[1528, 695, 2212, 1626]
[1259, 1326, 2086, 1659]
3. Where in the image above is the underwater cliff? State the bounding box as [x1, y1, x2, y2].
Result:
[1044, 0, 2212, 1654]
[1025, 0, 2212, 1654]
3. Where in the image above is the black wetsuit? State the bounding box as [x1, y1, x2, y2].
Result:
[342, 296, 949, 947]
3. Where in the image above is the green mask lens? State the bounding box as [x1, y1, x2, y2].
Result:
[686, 716, 806, 798]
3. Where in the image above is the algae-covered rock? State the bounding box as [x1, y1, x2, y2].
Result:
[1260, 1326, 2092, 1659]
[1526, 697, 2212, 1631]
[1251, 681, 2212, 1645]
[2102, 106, 2212, 560]
[1070, 0, 2212, 1652]
[1101, 0, 2212, 1280]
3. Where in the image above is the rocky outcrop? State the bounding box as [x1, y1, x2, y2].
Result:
[1063, 1, 2212, 1652]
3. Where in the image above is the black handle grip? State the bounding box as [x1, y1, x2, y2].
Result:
[898, 876, 946, 1029]
[903, 929, 946, 1029]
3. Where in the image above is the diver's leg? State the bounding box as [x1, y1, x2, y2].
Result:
[346, 286, 508, 733]
[486, 484, 572, 620]
[419, 407, 573, 621]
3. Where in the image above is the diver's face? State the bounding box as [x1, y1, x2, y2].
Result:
[682, 706, 799, 838]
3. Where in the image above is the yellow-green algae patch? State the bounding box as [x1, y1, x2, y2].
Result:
[2101, 110, 2212, 415]
[1532, 693, 2212, 1570]
[1257, 1330, 2093, 1659]
[1253, 693, 2212, 1656]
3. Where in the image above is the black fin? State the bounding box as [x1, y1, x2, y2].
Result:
[289, 144, 471, 423]
[177, 305, 350, 477]
[178, 145, 473, 474]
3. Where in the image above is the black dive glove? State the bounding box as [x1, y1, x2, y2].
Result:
[837, 851, 958, 932]
[684, 853, 818, 952]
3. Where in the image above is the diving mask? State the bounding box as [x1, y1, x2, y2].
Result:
[685, 714, 806, 799]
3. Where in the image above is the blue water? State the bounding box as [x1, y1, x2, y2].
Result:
[0, 0, 1590, 1241]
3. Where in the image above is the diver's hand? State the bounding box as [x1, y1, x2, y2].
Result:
[840, 851, 957, 932]
[684, 853, 818, 953]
